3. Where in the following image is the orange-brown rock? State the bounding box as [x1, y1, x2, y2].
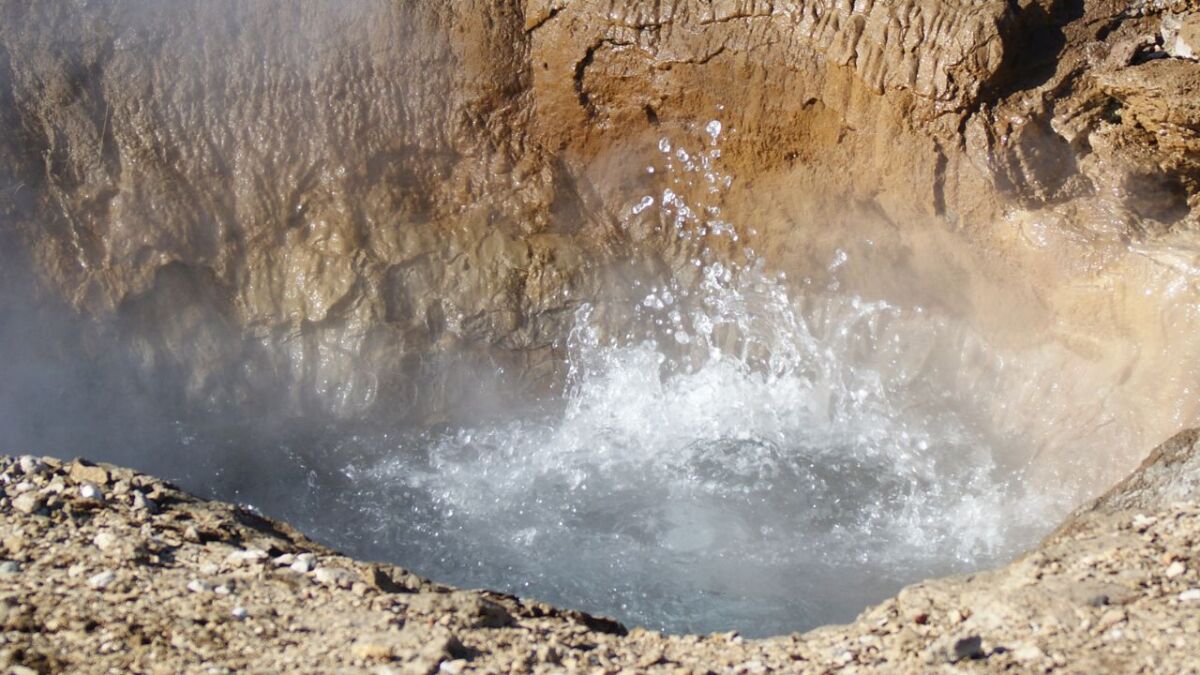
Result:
[1, 0, 1198, 433]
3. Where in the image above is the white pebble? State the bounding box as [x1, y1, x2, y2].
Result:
[1167, 561, 1187, 578]
[93, 531, 119, 551]
[79, 483, 103, 500]
[87, 571, 117, 589]
[290, 554, 317, 574]
[225, 549, 268, 566]
[231, 606, 248, 620]
[1179, 589, 1200, 602]
[131, 492, 157, 512]
[17, 456, 47, 475]
[1132, 514, 1157, 531]
[313, 567, 354, 587]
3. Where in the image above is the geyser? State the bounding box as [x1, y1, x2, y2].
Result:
[156, 132, 1124, 637]
[4, 0, 1200, 646]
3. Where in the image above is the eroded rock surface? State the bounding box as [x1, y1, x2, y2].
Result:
[2, 0, 1199, 429]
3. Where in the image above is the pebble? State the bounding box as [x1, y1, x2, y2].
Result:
[131, 492, 158, 513]
[11, 492, 43, 514]
[69, 462, 110, 486]
[226, 548, 269, 566]
[291, 553, 317, 574]
[1166, 561, 1187, 578]
[93, 531, 119, 551]
[313, 567, 356, 588]
[231, 606, 248, 620]
[79, 482, 104, 500]
[1132, 514, 1157, 531]
[187, 579, 214, 593]
[17, 456, 47, 475]
[1011, 643, 1045, 661]
[0, 560, 21, 575]
[1179, 589, 1200, 602]
[87, 571, 117, 589]
[14, 481, 35, 494]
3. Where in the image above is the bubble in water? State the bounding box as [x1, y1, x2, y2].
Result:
[632, 196, 655, 215]
[706, 119, 723, 142]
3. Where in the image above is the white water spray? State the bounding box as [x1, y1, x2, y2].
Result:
[302, 126, 1097, 636]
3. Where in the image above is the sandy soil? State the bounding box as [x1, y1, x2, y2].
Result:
[3, 442, 1200, 674]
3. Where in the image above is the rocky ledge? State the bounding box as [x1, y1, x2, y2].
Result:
[2, 431, 1200, 673]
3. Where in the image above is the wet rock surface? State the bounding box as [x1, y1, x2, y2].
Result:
[2, 431, 1200, 673]
[1, 0, 1199, 428]
[3, 1, 1200, 669]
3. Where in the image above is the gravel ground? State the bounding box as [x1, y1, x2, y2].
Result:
[2, 452, 1200, 673]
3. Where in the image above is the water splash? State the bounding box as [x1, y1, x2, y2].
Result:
[292, 129, 1082, 636]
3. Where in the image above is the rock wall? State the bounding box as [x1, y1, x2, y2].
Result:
[1, 0, 1199, 432]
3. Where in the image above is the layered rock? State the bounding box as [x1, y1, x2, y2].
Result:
[0, 0, 1198, 435]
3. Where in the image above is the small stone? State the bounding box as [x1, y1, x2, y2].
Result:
[79, 482, 104, 500]
[69, 461, 110, 486]
[131, 492, 158, 513]
[88, 571, 117, 590]
[949, 636, 984, 662]
[214, 584, 231, 595]
[231, 606, 248, 620]
[291, 554, 317, 574]
[187, 579, 214, 594]
[273, 553, 296, 566]
[1179, 589, 1200, 602]
[351, 640, 394, 661]
[1011, 643, 1045, 661]
[1132, 514, 1157, 531]
[93, 531, 119, 551]
[1, 535, 21, 555]
[439, 660, 467, 674]
[13, 481, 35, 494]
[11, 492, 42, 515]
[314, 567, 355, 588]
[1096, 609, 1125, 632]
[1167, 561, 1187, 578]
[226, 548, 269, 566]
[0, 561, 21, 575]
[16, 456, 46, 476]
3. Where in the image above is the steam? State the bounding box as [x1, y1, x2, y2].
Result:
[4, 0, 1200, 641]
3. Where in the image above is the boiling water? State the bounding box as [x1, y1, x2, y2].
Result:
[2, 125, 1108, 637]
[224, 129, 1088, 637]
